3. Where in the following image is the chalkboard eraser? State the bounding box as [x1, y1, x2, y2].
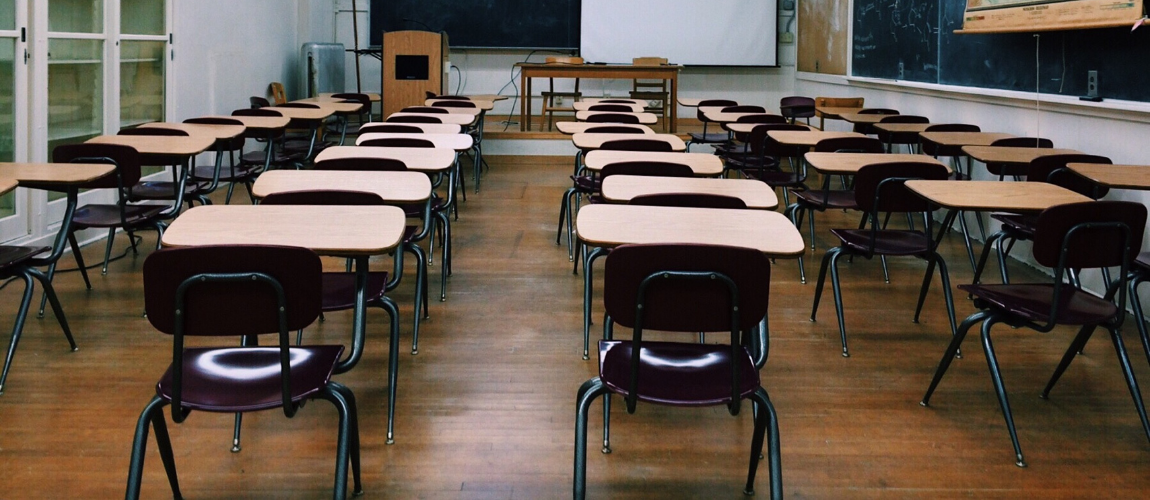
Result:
[1079, 96, 1103, 102]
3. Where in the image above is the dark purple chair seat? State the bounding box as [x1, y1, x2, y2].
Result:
[724, 154, 777, 170]
[744, 169, 804, 187]
[687, 131, 729, 143]
[0, 246, 48, 272]
[573, 175, 599, 191]
[129, 180, 212, 201]
[157, 345, 343, 412]
[240, 148, 306, 165]
[793, 189, 857, 210]
[320, 272, 390, 312]
[190, 163, 260, 182]
[989, 213, 1037, 237]
[598, 340, 758, 406]
[958, 284, 1117, 325]
[830, 229, 932, 256]
[72, 203, 166, 229]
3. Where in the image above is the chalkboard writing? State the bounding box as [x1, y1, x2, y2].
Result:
[853, 0, 1150, 102]
[369, 0, 580, 50]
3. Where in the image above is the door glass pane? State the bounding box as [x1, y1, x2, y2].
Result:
[120, 40, 163, 126]
[0, 38, 14, 218]
[48, 0, 102, 33]
[48, 38, 103, 200]
[121, 0, 164, 35]
[0, 0, 14, 31]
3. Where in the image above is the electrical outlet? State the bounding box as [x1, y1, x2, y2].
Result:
[555, 96, 564, 106]
[898, 62, 905, 80]
[780, 32, 794, 44]
[1087, 70, 1099, 97]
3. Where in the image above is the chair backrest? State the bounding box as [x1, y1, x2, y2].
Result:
[313, 157, 408, 172]
[696, 99, 738, 121]
[735, 114, 787, 124]
[748, 123, 809, 156]
[269, 83, 287, 104]
[1026, 154, 1111, 199]
[545, 56, 584, 64]
[853, 162, 950, 213]
[587, 104, 634, 112]
[185, 117, 247, 150]
[991, 137, 1053, 148]
[401, 106, 449, 114]
[599, 161, 694, 180]
[431, 100, 478, 109]
[250, 96, 270, 109]
[429, 94, 470, 100]
[260, 190, 385, 207]
[858, 108, 899, 115]
[779, 96, 816, 119]
[53, 143, 142, 190]
[387, 115, 443, 124]
[629, 193, 747, 209]
[358, 123, 423, 134]
[583, 125, 646, 134]
[233, 108, 283, 118]
[878, 115, 929, 124]
[143, 245, 322, 337]
[722, 105, 767, 114]
[331, 93, 370, 107]
[598, 139, 674, 152]
[924, 123, 980, 133]
[813, 136, 884, 153]
[599, 99, 638, 104]
[585, 113, 640, 124]
[358, 137, 436, 148]
[1033, 201, 1146, 273]
[118, 126, 188, 137]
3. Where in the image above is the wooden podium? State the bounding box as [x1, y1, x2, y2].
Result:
[381, 30, 448, 117]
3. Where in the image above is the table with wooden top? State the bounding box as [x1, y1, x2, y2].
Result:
[919, 132, 1014, 150]
[839, 113, 907, 125]
[600, 175, 779, 209]
[574, 111, 659, 124]
[1067, 163, 1150, 190]
[583, 150, 723, 176]
[198, 114, 291, 171]
[356, 132, 474, 151]
[815, 105, 865, 130]
[703, 111, 780, 124]
[463, 94, 508, 102]
[272, 105, 342, 155]
[905, 179, 1093, 272]
[416, 106, 482, 117]
[86, 134, 216, 213]
[517, 63, 681, 132]
[162, 203, 407, 443]
[316, 146, 456, 174]
[425, 98, 494, 111]
[724, 122, 812, 134]
[873, 122, 932, 134]
[767, 130, 866, 148]
[571, 133, 686, 151]
[572, 101, 645, 113]
[386, 112, 476, 126]
[676, 97, 709, 107]
[137, 121, 246, 191]
[804, 153, 950, 176]
[573, 204, 804, 358]
[316, 92, 382, 102]
[555, 122, 654, 135]
[362, 123, 462, 135]
[580, 98, 647, 106]
[962, 146, 1083, 171]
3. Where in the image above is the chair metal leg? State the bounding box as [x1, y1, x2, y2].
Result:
[995, 235, 1012, 284]
[69, 231, 92, 289]
[880, 255, 890, 284]
[0, 273, 36, 395]
[1129, 275, 1150, 369]
[810, 249, 835, 322]
[315, 386, 354, 499]
[437, 211, 451, 301]
[582, 247, 607, 360]
[956, 212, 978, 272]
[1041, 324, 1098, 399]
[827, 250, 850, 357]
[978, 318, 1027, 467]
[375, 296, 402, 444]
[125, 396, 181, 500]
[28, 267, 76, 352]
[1107, 326, 1150, 445]
[330, 381, 364, 495]
[231, 413, 243, 452]
[922, 310, 990, 406]
[602, 393, 612, 454]
[404, 244, 427, 354]
[972, 231, 1005, 286]
[745, 387, 782, 500]
[574, 377, 609, 500]
[101, 227, 116, 275]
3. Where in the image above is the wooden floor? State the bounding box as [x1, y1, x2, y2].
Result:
[2, 155, 1149, 498]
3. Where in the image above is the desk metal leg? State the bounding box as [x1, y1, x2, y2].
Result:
[37, 189, 80, 318]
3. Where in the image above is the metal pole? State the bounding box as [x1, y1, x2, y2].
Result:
[352, 0, 363, 93]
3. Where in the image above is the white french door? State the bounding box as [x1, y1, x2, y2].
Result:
[0, 0, 31, 240]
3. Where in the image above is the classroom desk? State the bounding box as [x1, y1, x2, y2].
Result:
[873, 123, 931, 134]
[316, 92, 382, 102]
[425, 99, 495, 111]
[572, 101, 645, 113]
[574, 204, 804, 358]
[517, 63, 681, 132]
[583, 151, 723, 176]
[580, 98, 647, 106]
[361, 123, 462, 135]
[415, 106, 482, 117]
[86, 134, 216, 213]
[839, 113, 909, 125]
[676, 97, 707, 107]
[702, 111, 778, 123]
[200, 114, 290, 132]
[0, 178, 17, 194]
[386, 112, 476, 126]
[803, 153, 950, 175]
[905, 180, 1092, 272]
[1067, 163, 1150, 190]
[815, 105, 865, 130]
[600, 175, 778, 209]
[138, 122, 245, 141]
[555, 122, 654, 135]
[356, 133, 474, 151]
[574, 111, 659, 124]
[252, 170, 433, 204]
[463, 94, 508, 102]
[274, 105, 339, 121]
[162, 204, 406, 442]
[724, 123, 812, 134]
[962, 146, 1083, 170]
[571, 133, 686, 151]
[316, 146, 456, 174]
[919, 132, 1015, 149]
[767, 130, 866, 147]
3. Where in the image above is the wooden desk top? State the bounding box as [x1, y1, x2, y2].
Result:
[815, 106, 865, 119]
[315, 146, 455, 173]
[464, 94, 508, 101]
[573, 101, 645, 112]
[418, 106, 482, 116]
[1067, 163, 1150, 190]
[361, 123, 462, 135]
[581, 98, 647, 106]
[601, 175, 779, 209]
[163, 205, 406, 256]
[555, 122, 654, 135]
[572, 133, 686, 151]
[803, 153, 950, 175]
[873, 123, 932, 134]
[252, 170, 432, 204]
[839, 113, 905, 124]
[356, 132, 474, 151]
[87, 135, 215, 156]
[702, 111, 777, 123]
[515, 63, 683, 73]
[677, 97, 706, 107]
[919, 132, 1014, 147]
[575, 111, 659, 124]
[138, 122, 245, 140]
[387, 112, 476, 125]
[767, 130, 866, 147]
[425, 99, 494, 111]
[0, 178, 17, 195]
[292, 100, 363, 114]
[725, 123, 812, 134]
[201, 115, 290, 131]
[583, 151, 723, 176]
[962, 146, 1083, 165]
[905, 180, 1092, 212]
[318, 92, 382, 102]
[271, 105, 337, 121]
[0, 162, 115, 186]
[575, 205, 805, 257]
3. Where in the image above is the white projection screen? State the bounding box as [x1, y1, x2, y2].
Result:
[580, 0, 778, 67]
